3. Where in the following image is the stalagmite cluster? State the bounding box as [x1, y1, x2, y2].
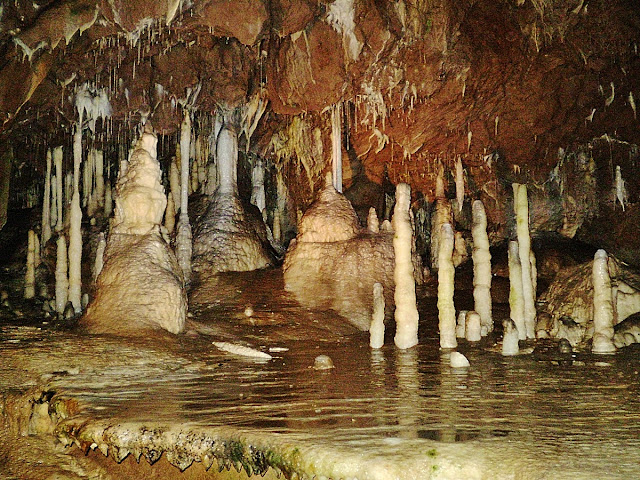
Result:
[83, 126, 187, 335]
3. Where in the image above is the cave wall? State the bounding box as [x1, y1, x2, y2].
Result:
[1, 0, 639, 262]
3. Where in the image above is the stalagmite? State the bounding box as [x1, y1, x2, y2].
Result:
[175, 109, 193, 283]
[84, 126, 187, 335]
[331, 103, 343, 193]
[93, 232, 106, 282]
[438, 223, 457, 348]
[24, 230, 36, 299]
[508, 240, 526, 340]
[250, 157, 266, 216]
[592, 249, 616, 354]
[95, 149, 104, 209]
[513, 183, 536, 338]
[456, 310, 467, 338]
[54, 147, 63, 232]
[502, 319, 520, 356]
[50, 174, 58, 231]
[41, 149, 52, 247]
[471, 200, 492, 334]
[170, 157, 180, 211]
[165, 192, 176, 234]
[465, 311, 482, 342]
[104, 180, 113, 218]
[393, 183, 419, 349]
[370, 282, 385, 349]
[68, 113, 84, 313]
[431, 166, 451, 270]
[367, 207, 379, 233]
[34, 232, 40, 268]
[55, 235, 68, 314]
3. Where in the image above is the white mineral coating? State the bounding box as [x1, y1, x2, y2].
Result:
[513, 183, 536, 338]
[192, 124, 273, 275]
[508, 240, 526, 340]
[393, 183, 419, 350]
[471, 200, 492, 334]
[592, 249, 616, 354]
[438, 223, 457, 349]
[68, 190, 83, 313]
[83, 127, 187, 335]
[465, 311, 482, 342]
[24, 230, 36, 299]
[313, 354, 335, 370]
[502, 319, 520, 356]
[93, 232, 106, 282]
[450, 351, 470, 368]
[370, 282, 385, 349]
[41, 149, 52, 247]
[55, 235, 68, 314]
[456, 310, 468, 338]
[367, 207, 379, 233]
[54, 146, 64, 232]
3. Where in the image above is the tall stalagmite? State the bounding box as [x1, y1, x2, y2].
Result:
[175, 109, 193, 283]
[438, 223, 457, 349]
[471, 200, 492, 334]
[83, 126, 187, 335]
[513, 183, 536, 338]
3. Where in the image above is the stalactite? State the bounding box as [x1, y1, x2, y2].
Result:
[54, 147, 63, 232]
[50, 174, 58, 232]
[471, 200, 492, 335]
[370, 282, 385, 349]
[393, 183, 419, 349]
[437, 222, 457, 349]
[95, 149, 104, 209]
[592, 249, 616, 353]
[331, 103, 343, 193]
[508, 240, 526, 340]
[513, 183, 536, 338]
[24, 230, 36, 299]
[175, 109, 193, 283]
[455, 156, 464, 212]
[430, 166, 451, 270]
[68, 112, 84, 313]
[41, 149, 52, 248]
[93, 232, 106, 282]
[55, 234, 69, 314]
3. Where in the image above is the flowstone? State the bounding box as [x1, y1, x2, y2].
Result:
[283, 176, 424, 331]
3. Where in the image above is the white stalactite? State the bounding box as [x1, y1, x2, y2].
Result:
[175, 109, 193, 283]
[513, 183, 536, 338]
[455, 156, 464, 212]
[54, 146, 63, 232]
[437, 222, 457, 349]
[41, 149, 52, 248]
[508, 240, 526, 340]
[93, 232, 106, 282]
[55, 234, 69, 314]
[393, 183, 419, 349]
[24, 230, 36, 299]
[592, 249, 616, 354]
[68, 116, 84, 313]
[431, 166, 451, 270]
[370, 282, 385, 349]
[331, 103, 343, 193]
[471, 200, 492, 335]
[95, 149, 104, 209]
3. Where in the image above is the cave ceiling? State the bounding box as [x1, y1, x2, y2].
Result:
[0, 0, 639, 193]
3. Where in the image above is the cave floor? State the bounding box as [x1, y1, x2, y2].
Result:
[1, 267, 640, 480]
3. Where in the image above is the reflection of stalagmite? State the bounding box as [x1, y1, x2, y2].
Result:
[284, 175, 424, 330]
[393, 183, 419, 349]
[592, 249, 616, 354]
[83, 126, 187, 335]
[192, 121, 273, 275]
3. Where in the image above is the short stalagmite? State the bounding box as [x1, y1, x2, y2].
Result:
[83, 126, 187, 335]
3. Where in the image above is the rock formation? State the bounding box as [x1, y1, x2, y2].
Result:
[83, 127, 187, 335]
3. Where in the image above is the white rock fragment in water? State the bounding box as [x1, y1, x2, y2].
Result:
[313, 355, 334, 370]
[213, 342, 272, 359]
[450, 351, 470, 368]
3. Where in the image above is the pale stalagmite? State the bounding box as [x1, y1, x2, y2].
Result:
[438, 223, 457, 349]
[592, 249, 616, 354]
[83, 127, 187, 335]
[370, 282, 385, 349]
[471, 200, 492, 334]
[508, 240, 526, 340]
[393, 183, 419, 349]
[513, 183, 536, 338]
